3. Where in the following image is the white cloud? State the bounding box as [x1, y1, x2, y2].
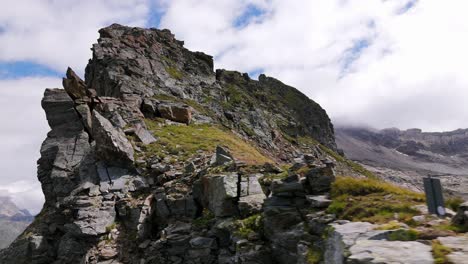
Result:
[0, 77, 61, 214]
[0, 0, 150, 75]
[158, 0, 468, 131]
[0, 181, 44, 215]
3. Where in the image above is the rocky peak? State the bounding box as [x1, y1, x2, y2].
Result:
[0, 197, 31, 220]
[83, 24, 336, 153]
[0, 24, 348, 264]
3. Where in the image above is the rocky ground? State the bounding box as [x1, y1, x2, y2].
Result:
[0, 24, 467, 264]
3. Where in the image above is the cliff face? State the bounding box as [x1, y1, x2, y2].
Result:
[0, 24, 338, 264]
[84, 24, 336, 152]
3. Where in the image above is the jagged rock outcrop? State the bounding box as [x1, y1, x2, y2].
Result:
[0, 24, 347, 264]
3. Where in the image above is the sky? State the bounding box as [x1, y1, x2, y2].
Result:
[1, 0, 468, 213]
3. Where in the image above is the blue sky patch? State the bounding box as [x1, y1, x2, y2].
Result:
[147, 3, 164, 28]
[248, 68, 264, 80]
[233, 4, 266, 28]
[0, 61, 62, 79]
[340, 38, 371, 75]
[397, 0, 418, 14]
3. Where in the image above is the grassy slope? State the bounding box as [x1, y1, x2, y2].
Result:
[143, 119, 272, 165]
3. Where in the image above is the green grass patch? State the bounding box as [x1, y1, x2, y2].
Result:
[153, 93, 214, 116]
[432, 240, 453, 264]
[193, 209, 215, 229]
[445, 196, 464, 212]
[165, 66, 183, 80]
[435, 223, 468, 233]
[327, 177, 425, 224]
[144, 120, 272, 165]
[306, 245, 323, 264]
[234, 214, 263, 239]
[388, 229, 419, 241]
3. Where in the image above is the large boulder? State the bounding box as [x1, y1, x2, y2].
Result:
[324, 221, 434, 264]
[200, 173, 238, 217]
[452, 201, 468, 228]
[238, 174, 266, 217]
[347, 240, 433, 264]
[92, 111, 134, 167]
[438, 235, 468, 264]
[306, 161, 336, 194]
[157, 102, 192, 124]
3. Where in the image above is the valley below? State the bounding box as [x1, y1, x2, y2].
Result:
[336, 126, 468, 199]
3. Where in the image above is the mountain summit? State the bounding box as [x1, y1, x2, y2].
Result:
[1, 24, 467, 264]
[0, 24, 339, 263]
[0, 197, 33, 249]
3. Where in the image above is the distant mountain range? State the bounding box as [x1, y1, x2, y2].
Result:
[336, 126, 468, 198]
[0, 196, 34, 249]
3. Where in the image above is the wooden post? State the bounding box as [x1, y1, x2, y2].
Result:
[423, 177, 445, 216]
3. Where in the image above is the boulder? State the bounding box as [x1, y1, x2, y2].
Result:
[200, 173, 238, 217]
[238, 174, 266, 216]
[141, 98, 158, 118]
[75, 104, 92, 132]
[438, 235, 468, 264]
[348, 240, 433, 264]
[92, 111, 134, 167]
[134, 123, 157, 145]
[306, 195, 332, 208]
[306, 162, 335, 194]
[41, 88, 83, 131]
[452, 201, 468, 228]
[157, 102, 192, 124]
[62, 67, 88, 100]
[211, 145, 234, 166]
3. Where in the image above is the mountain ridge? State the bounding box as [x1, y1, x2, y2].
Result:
[336, 125, 468, 198]
[0, 24, 341, 264]
[0, 196, 33, 249]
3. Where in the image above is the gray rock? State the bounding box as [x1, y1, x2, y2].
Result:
[134, 123, 157, 145]
[200, 173, 238, 217]
[157, 102, 192, 124]
[452, 201, 468, 228]
[348, 240, 433, 264]
[75, 104, 92, 132]
[306, 164, 335, 194]
[62, 67, 88, 100]
[211, 145, 234, 166]
[438, 235, 468, 264]
[189, 237, 216, 249]
[239, 174, 266, 216]
[306, 195, 332, 208]
[92, 111, 134, 167]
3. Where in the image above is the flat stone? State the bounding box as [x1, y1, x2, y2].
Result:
[348, 240, 433, 264]
[306, 195, 332, 208]
[134, 123, 157, 145]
